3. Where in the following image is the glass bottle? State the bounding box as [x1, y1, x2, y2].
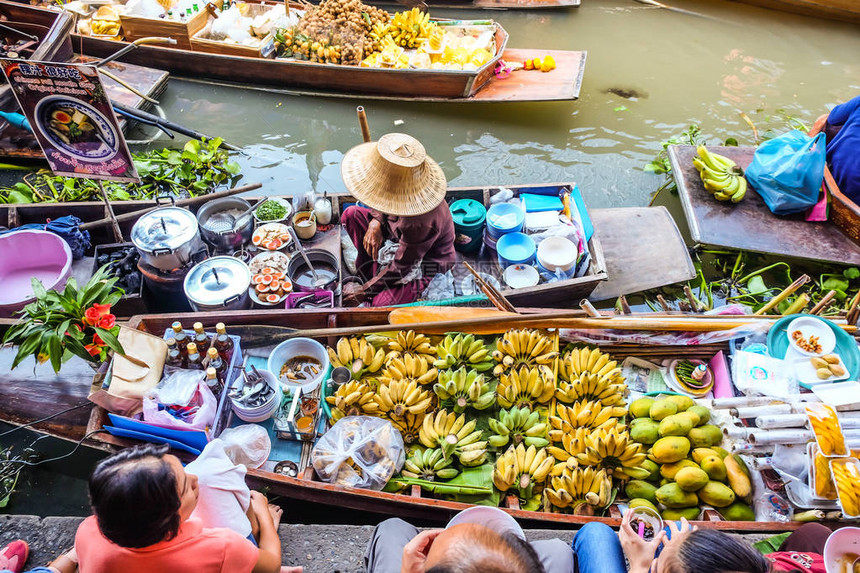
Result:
[207, 348, 226, 383]
[193, 322, 211, 350]
[165, 338, 184, 368]
[186, 343, 202, 369]
[214, 322, 234, 361]
[205, 367, 223, 397]
[171, 321, 189, 353]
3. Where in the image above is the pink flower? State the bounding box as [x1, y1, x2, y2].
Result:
[83, 307, 101, 327]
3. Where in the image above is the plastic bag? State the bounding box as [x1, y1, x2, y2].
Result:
[311, 416, 404, 490]
[219, 425, 272, 469]
[745, 130, 826, 215]
[142, 371, 217, 431]
[153, 369, 202, 406]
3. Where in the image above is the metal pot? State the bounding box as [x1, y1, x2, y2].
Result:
[287, 249, 339, 292]
[183, 256, 252, 312]
[131, 207, 206, 272]
[197, 197, 254, 253]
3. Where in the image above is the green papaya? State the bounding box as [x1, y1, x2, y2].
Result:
[717, 501, 755, 521]
[625, 480, 658, 504]
[687, 405, 711, 425]
[688, 424, 723, 448]
[662, 506, 701, 521]
[649, 399, 678, 421]
[697, 481, 736, 508]
[629, 397, 656, 419]
[656, 483, 699, 508]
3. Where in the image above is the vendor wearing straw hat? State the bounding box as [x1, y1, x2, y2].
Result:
[341, 133, 456, 306]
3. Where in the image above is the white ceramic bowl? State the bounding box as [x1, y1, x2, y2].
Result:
[786, 316, 836, 356]
[253, 197, 292, 225]
[823, 526, 860, 573]
[267, 337, 329, 393]
[537, 236, 578, 273]
[503, 264, 539, 289]
[231, 368, 281, 423]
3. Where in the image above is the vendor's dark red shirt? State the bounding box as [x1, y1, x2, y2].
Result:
[370, 201, 456, 279]
[767, 550, 825, 572]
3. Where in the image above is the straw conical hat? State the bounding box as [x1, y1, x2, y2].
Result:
[341, 133, 447, 217]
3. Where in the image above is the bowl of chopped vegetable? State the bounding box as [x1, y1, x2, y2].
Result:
[254, 197, 292, 225]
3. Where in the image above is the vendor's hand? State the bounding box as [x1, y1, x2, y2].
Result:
[619, 510, 661, 573]
[250, 491, 269, 515]
[400, 529, 443, 573]
[364, 219, 383, 260]
[342, 282, 366, 306]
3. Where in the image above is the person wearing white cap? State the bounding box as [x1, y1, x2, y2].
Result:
[340, 133, 456, 307]
[363, 507, 572, 573]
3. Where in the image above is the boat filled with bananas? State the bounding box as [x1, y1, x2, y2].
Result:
[8, 0, 586, 102]
[11, 306, 842, 532]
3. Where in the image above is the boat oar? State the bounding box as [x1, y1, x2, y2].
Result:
[95, 36, 178, 68]
[112, 101, 241, 151]
[0, 22, 39, 42]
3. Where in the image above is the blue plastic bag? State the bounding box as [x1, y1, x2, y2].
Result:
[745, 130, 826, 215]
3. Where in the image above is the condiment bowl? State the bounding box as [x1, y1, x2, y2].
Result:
[267, 337, 329, 393]
[253, 197, 292, 225]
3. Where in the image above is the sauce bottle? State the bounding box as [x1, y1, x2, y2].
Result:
[165, 338, 185, 368]
[171, 321, 189, 353]
[186, 343, 202, 370]
[207, 348, 226, 383]
[205, 367, 223, 397]
[214, 322, 234, 361]
[193, 322, 211, 350]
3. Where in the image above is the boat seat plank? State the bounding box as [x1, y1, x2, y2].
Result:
[589, 206, 695, 301]
[668, 145, 860, 266]
[469, 49, 586, 103]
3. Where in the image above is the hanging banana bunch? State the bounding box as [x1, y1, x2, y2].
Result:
[434, 333, 494, 372]
[496, 365, 556, 410]
[543, 466, 612, 513]
[433, 367, 495, 412]
[574, 427, 649, 479]
[492, 329, 558, 376]
[549, 401, 625, 432]
[391, 412, 425, 445]
[492, 444, 554, 501]
[401, 447, 460, 481]
[328, 336, 386, 379]
[325, 379, 381, 421]
[419, 409, 487, 465]
[386, 330, 437, 368]
[375, 378, 434, 421]
[487, 407, 549, 448]
[378, 353, 438, 387]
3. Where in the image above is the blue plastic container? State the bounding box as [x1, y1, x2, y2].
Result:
[496, 232, 536, 268]
[486, 203, 524, 238]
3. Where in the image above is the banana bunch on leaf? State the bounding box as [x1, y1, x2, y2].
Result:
[401, 447, 460, 481]
[550, 400, 625, 432]
[325, 379, 380, 421]
[391, 413, 425, 445]
[547, 426, 591, 477]
[493, 444, 554, 501]
[487, 407, 549, 449]
[492, 329, 558, 376]
[378, 353, 438, 387]
[376, 378, 434, 420]
[419, 409, 487, 466]
[386, 330, 437, 370]
[434, 333, 494, 372]
[433, 367, 495, 412]
[328, 336, 386, 379]
[497, 365, 556, 410]
[575, 427, 649, 479]
[693, 145, 747, 203]
[544, 466, 612, 513]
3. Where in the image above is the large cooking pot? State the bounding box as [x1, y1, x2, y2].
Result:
[183, 256, 252, 312]
[197, 197, 254, 253]
[287, 249, 339, 292]
[131, 206, 207, 271]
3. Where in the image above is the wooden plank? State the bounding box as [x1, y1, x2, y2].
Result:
[668, 145, 860, 266]
[728, 0, 860, 25]
[589, 206, 695, 301]
[468, 49, 585, 103]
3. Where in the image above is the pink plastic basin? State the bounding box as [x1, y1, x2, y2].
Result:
[0, 230, 72, 317]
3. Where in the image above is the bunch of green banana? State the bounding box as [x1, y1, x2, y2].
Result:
[487, 407, 549, 448]
[378, 353, 438, 387]
[433, 367, 495, 412]
[401, 447, 460, 481]
[543, 466, 612, 511]
[325, 379, 380, 421]
[575, 427, 648, 478]
[328, 337, 386, 379]
[492, 444, 554, 500]
[375, 378, 434, 420]
[386, 330, 436, 367]
[434, 334, 494, 372]
[492, 329, 558, 376]
[556, 372, 628, 408]
[419, 409, 487, 465]
[391, 413, 425, 445]
[549, 400, 624, 432]
[693, 145, 747, 203]
[496, 365, 556, 410]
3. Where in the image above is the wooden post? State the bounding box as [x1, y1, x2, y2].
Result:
[357, 106, 371, 143]
[810, 290, 837, 315]
[97, 180, 123, 243]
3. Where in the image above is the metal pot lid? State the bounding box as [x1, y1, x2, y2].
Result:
[184, 256, 251, 306]
[132, 207, 199, 253]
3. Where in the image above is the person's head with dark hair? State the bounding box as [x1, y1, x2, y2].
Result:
[88, 443, 199, 549]
[422, 524, 545, 573]
[654, 528, 770, 573]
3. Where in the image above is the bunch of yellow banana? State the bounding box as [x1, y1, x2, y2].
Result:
[388, 7, 436, 48]
[325, 379, 380, 421]
[543, 466, 611, 511]
[559, 347, 621, 381]
[831, 460, 860, 516]
[386, 330, 437, 368]
[574, 427, 648, 478]
[434, 334, 494, 372]
[391, 413, 425, 445]
[433, 367, 495, 412]
[556, 372, 627, 408]
[547, 427, 591, 477]
[496, 365, 556, 410]
[549, 400, 624, 433]
[492, 329, 558, 376]
[378, 354, 438, 387]
[375, 378, 434, 420]
[493, 444, 554, 500]
[487, 407, 549, 449]
[401, 447, 460, 481]
[693, 145, 747, 203]
[328, 336, 386, 379]
[367, 21, 390, 53]
[419, 409, 487, 465]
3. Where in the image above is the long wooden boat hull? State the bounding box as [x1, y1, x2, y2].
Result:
[728, 0, 860, 25]
[374, 0, 580, 10]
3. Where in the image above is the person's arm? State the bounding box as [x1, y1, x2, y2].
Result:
[250, 492, 282, 573]
[400, 529, 443, 573]
[618, 511, 664, 573]
[47, 548, 78, 573]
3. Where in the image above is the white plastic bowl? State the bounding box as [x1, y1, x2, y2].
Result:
[267, 337, 329, 394]
[231, 368, 281, 423]
[823, 526, 860, 573]
[537, 236, 578, 273]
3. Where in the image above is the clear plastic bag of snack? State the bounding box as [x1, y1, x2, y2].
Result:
[311, 416, 405, 490]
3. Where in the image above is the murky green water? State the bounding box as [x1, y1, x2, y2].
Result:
[131, 0, 860, 209]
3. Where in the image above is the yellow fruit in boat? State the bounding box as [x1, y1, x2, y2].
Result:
[532, 57, 542, 69]
[540, 55, 556, 72]
[523, 59, 533, 71]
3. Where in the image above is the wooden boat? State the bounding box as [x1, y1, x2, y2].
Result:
[728, 0, 860, 25]
[0, 308, 819, 531]
[1, 1, 585, 103]
[375, 0, 580, 10]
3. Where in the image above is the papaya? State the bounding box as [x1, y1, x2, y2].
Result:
[660, 459, 698, 480]
[630, 419, 660, 445]
[626, 480, 658, 504]
[697, 481, 736, 507]
[658, 414, 694, 437]
[688, 424, 723, 448]
[700, 455, 728, 482]
[629, 397, 655, 419]
[662, 506, 701, 521]
[651, 436, 691, 464]
[641, 459, 661, 482]
[717, 501, 755, 521]
[711, 446, 730, 459]
[656, 483, 699, 508]
[665, 394, 695, 412]
[692, 448, 718, 464]
[676, 410, 701, 427]
[675, 466, 710, 492]
[649, 398, 678, 421]
[725, 454, 752, 500]
[688, 405, 711, 425]
[629, 498, 659, 513]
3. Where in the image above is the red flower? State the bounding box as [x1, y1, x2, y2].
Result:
[92, 333, 105, 346]
[83, 307, 101, 327]
[98, 314, 116, 329]
[92, 303, 111, 317]
[84, 343, 101, 357]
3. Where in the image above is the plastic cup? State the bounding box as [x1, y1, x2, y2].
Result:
[629, 506, 663, 542]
